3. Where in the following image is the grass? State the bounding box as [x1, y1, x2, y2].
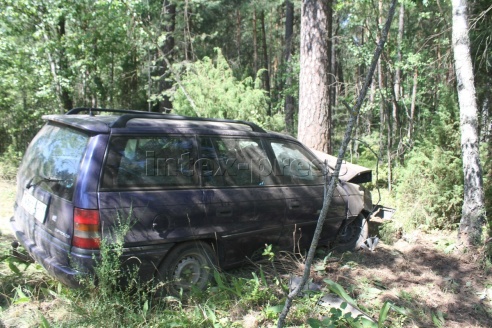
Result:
[0, 179, 16, 235]
[1, 179, 491, 327]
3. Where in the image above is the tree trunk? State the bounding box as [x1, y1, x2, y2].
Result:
[408, 67, 418, 139]
[236, 10, 242, 66]
[183, 0, 193, 61]
[452, 0, 486, 245]
[377, 0, 385, 158]
[260, 11, 272, 116]
[284, 0, 295, 134]
[393, 1, 404, 139]
[326, 0, 334, 154]
[58, 16, 73, 112]
[298, 0, 331, 153]
[158, 0, 176, 113]
[277, 1, 398, 325]
[253, 9, 258, 75]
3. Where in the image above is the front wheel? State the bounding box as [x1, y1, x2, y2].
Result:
[335, 214, 369, 252]
[156, 242, 217, 296]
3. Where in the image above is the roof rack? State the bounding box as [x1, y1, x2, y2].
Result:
[66, 107, 155, 116]
[65, 107, 266, 133]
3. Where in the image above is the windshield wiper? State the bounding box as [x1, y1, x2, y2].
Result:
[25, 175, 64, 189]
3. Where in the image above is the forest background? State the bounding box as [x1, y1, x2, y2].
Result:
[1, 0, 491, 235]
[1, 0, 492, 327]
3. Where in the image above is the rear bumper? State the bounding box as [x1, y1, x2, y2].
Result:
[10, 216, 84, 288]
[10, 216, 174, 287]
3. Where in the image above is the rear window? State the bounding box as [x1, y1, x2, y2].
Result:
[101, 135, 196, 189]
[19, 124, 89, 200]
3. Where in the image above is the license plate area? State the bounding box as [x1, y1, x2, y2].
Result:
[21, 191, 48, 223]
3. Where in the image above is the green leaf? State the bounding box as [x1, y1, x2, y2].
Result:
[265, 304, 284, 314]
[307, 318, 322, 328]
[39, 314, 51, 328]
[378, 301, 392, 327]
[142, 300, 149, 316]
[323, 279, 358, 308]
[13, 297, 30, 305]
[8, 258, 21, 275]
[431, 310, 445, 327]
[358, 317, 378, 328]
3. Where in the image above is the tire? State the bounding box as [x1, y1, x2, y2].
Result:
[335, 214, 369, 252]
[156, 242, 217, 296]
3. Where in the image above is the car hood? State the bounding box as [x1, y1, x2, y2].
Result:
[310, 149, 372, 184]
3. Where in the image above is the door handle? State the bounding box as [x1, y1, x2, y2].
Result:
[217, 206, 232, 217]
[289, 200, 301, 209]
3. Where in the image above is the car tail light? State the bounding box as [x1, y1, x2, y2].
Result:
[73, 208, 101, 249]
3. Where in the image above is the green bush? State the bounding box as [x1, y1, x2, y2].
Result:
[171, 48, 285, 132]
[392, 106, 463, 230]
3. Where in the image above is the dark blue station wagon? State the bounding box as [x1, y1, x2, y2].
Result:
[11, 108, 372, 294]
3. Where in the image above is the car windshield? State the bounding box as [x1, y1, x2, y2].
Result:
[19, 123, 89, 200]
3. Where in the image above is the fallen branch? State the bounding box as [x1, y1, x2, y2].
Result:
[277, 0, 398, 326]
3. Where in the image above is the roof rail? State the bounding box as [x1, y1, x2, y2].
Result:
[111, 114, 266, 132]
[65, 108, 266, 133]
[66, 107, 156, 116]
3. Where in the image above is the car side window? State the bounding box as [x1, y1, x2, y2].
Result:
[270, 141, 323, 185]
[200, 137, 274, 187]
[102, 136, 196, 189]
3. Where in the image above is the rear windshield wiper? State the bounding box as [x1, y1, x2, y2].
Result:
[25, 175, 64, 189]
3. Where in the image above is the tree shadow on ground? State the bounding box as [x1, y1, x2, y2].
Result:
[328, 234, 492, 327]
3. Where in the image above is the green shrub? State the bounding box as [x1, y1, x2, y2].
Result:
[392, 106, 463, 230]
[171, 48, 285, 132]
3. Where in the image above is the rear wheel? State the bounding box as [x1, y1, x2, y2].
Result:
[335, 214, 368, 252]
[156, 242, 217, 296]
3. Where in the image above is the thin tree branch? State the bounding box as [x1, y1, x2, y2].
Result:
[276, 0, 398, 325]
[122, 0, 199, 116]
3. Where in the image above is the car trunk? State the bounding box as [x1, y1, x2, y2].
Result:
[13, 123, 90, 267]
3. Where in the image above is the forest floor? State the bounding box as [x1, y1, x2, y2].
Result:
[0, 179, 491, 327]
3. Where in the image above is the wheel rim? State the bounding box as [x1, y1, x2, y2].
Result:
[338, 221, 360, 244]
[171, 255, 208, 290]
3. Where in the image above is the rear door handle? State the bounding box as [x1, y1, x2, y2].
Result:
[289, 200, 301, 209]
[217, 206, 232, 217]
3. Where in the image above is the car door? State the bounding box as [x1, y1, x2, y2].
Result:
[199, 136, 285, 265]
[268, 140, 347, 250]
[99, 135, 207, 254]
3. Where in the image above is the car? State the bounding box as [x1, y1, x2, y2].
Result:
[10, 108, 373, 294]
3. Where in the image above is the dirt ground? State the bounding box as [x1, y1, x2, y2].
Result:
[1, 179, 491, 327]
[325, 220, 492, 327]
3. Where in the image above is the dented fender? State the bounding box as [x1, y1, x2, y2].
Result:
[338, 181, 372, 218]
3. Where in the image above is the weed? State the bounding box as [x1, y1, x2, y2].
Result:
[64, 208, 156, 327]
[435, 237, 457, 254]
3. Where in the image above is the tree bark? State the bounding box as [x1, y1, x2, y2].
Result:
[58, 16, 73, 112]
[452, 0, 486, 245]
[277, 1, 398, 325]
[408, 67, 418, 139]
[284, 0, 295, 134]
[326, 0, 334, 154]
[236, 10, 242, 66]
[393, 1, 404, 139]
[260, 11, 272, 116]
[298, 0, 331, 153]
[158, 0, 176, 113]
[253, 8, 258, 75]
[183, 0, 194, 61]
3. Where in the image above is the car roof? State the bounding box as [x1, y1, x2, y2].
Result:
[42, 109, 298, 141]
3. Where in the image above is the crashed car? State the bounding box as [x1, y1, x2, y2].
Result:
[11, 108, 373, 294]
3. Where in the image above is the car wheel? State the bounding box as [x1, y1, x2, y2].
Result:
[335, 214, 368, 252]
[156, 242, 217, 296]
